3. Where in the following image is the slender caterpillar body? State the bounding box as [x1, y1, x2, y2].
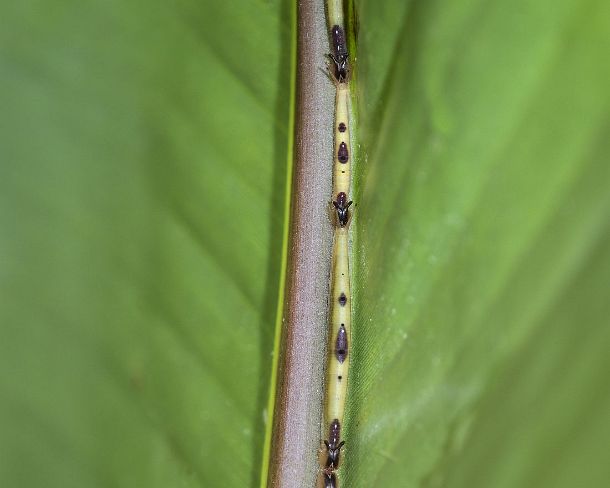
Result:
[325, 226, 351, 428]
[333, 85, 351, 196]
[319, 226, 350, 488]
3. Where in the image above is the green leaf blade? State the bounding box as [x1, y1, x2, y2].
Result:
[0, 1, 290, 487]
[350, 0, 610, 486]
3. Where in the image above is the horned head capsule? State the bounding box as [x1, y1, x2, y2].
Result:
[332, 192, 353, 227]
[324, 419, 345, 469]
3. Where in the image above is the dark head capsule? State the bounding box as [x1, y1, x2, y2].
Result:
[335, 325, 348, 363]
[324, 419, 345, 469]
[337, 142, 349, 163]
[333, 192, 353, 227]
[329, 24, 349, 82]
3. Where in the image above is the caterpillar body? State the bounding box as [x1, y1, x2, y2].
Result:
[325, 225, 351, 430]
[320, 226, 351, 487]
[333, 85, 352, 196]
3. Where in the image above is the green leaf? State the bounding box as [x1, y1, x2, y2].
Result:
[2, 0, 609, 487]
[348, 0, 610, 486]
[0, 1, 290, 486]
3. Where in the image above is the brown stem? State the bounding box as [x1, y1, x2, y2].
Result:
[267, 1, 335, 487]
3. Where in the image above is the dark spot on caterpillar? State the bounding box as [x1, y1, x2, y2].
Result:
[324, 419, 345, 469]
[338, 375, 342, 380]
[338, 293, 347, 306]
[333, 192, 353, 227]
[338, 142, 349, 163]
[335, 325, 348, 363]
[338, 122, 346, 132]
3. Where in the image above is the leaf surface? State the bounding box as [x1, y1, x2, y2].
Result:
[348, 0, 610, 486]
[1, 0, 609, 487]
[0, 1, 290, 486]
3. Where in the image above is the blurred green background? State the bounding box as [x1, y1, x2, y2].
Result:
[1, 0, 609, 487]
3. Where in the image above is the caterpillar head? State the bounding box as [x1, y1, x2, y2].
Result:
[333, 192, 353, 227]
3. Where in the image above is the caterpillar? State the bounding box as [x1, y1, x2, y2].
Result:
[324, 224, 351, 449]
[332, 84, 352, 199]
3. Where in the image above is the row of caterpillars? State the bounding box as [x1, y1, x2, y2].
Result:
[320, 17, 353, 488]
